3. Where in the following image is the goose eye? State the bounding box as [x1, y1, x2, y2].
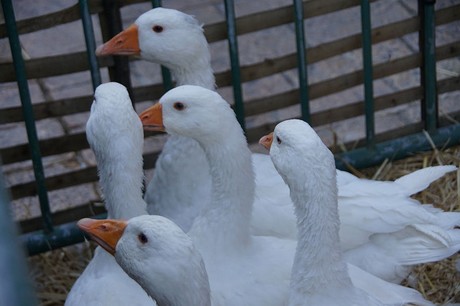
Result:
[173, 102, 185, 111]
[152, 25, 163, 33]
[276, 136, 282, 144]
[138, 232, 148, 244]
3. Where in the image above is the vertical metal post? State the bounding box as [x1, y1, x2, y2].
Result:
[2, 0, 54, 234]
[293, 0, 310, 123]
[79, 0, 102, 90]
[100, 0, 134, 100]
[360, 0, 375, 148]
[151, 0, 174, 91]
[224, 0, 246, 131]
[418, 0, 438, 133]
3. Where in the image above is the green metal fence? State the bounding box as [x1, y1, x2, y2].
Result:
[1, 0, 459, 257]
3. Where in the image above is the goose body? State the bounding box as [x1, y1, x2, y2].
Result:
[140, 85, 295, 305]
[261, 119, 435, 306]
[97, 8, 213, 231]
[77, 216, 212, 306]
[65, 83, 155, 305]
[97, 8, 460, 283]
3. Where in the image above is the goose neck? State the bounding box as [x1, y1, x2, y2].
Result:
[288, 165, 351, 293]
[189, 133, 254, 250]
[172, 63, 216, 90]
[96, 151, 147, 219]
[141, 276, 211, 306]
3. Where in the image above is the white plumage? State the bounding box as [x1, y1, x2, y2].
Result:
[97, 8, 459, 284]
[263, 119, 435, 306]
[65, 83, 155, 306]
[77, 216, 212, 306]
[141, 85, 296, 305]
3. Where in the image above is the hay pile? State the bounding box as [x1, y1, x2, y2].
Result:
[28, 146, 460, 306]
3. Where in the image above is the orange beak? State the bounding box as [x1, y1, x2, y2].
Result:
[95, 24, 140, 56]
[259, 132, 274, 150]
[139, 103, 165, 132]
[77, 218, 128, 255]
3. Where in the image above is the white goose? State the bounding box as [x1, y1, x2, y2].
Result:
[77, 216, 212, 306]
[140, 85, 296, 305]
[97, 8, 214, 231]
[97, 8, 460, 283]
[259, 119, 435, 306]
[65, 83, 155, 305]
[139, 85, 444, 305]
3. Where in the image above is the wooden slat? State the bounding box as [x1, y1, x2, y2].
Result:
[245, 76, 459, 144]
[1, 3, 457, 83]
[333, 122, 424, 154]
[311, 88, 422, 127]
[0, 96, 92, 125]
[0, 126, 162, 165]
[245, 42, 460, 117]
[10, 167, 98, 200]
[0, 0, 147, 38]
[332, 111, 460, 154]
[205, 0, 369, 42]
[8, 149, 161, 201]
[1, 133, 88, 164]
[246, 108, 460, 153]
[0, 3, 93, 38]
[19, 202, 106, 233]
[0, 52, 114, 83]
[0, 82, 165, 125]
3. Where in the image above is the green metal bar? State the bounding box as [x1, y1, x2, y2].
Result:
[224, 0, 246, 131]
[293, 0, 310, 123]
[151, 0, 173, 91]
[419, 0, 438, 133]
[101, 0, 134, 99]
[23, 213, 107, 256]
[335, 123, 460, 170]
[360, 0, 375, 148]
[2, 0, 54, 234]
[79, 0, 102, 90]
[0, 166, 38, 305]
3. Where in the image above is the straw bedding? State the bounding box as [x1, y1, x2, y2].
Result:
[27, 146, 460, 306]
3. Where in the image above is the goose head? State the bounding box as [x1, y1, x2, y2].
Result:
[77, 215, 211, 306]
[86, 82, 143, 155]
[96, 8, 211, 75]
[140, 85, 254, 248]
[139, 85, 238, 145]
[259, 119, 335, 186]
